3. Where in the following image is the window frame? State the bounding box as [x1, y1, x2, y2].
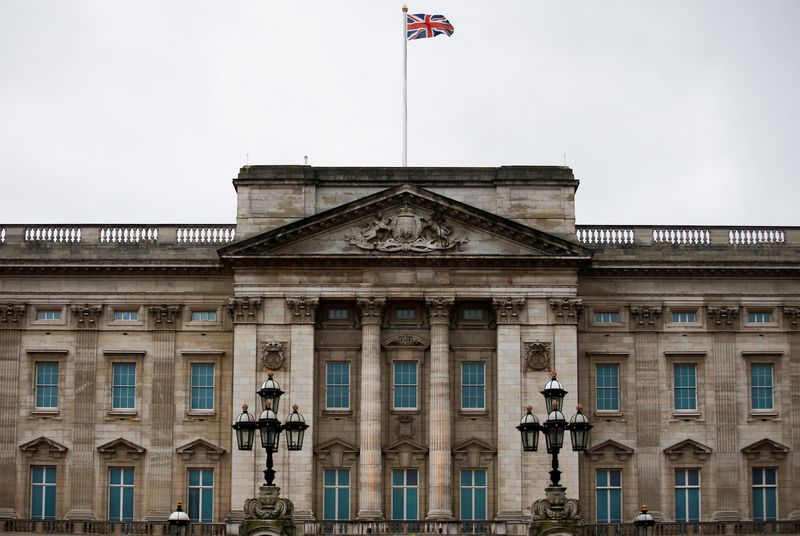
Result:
[460, 361, 486, 411]
[190, 310, 218, 323]
[671, 311, 697, 324]
[187, 468, 214, 523]
[388, 302, 424, 327]
[189, 363, 216, 413]
[459, 468, 488, 521]
[392, 361, 419, 411]
[752, 467, 778, 521]
[111, 362, 137, 412]
[673, 363, 698, 413]
[34, 361, 60, 411]
[750, 363, 775, 413]
[322, 468, 350, 520]
[391, 468, 419, 521]
[107, 466, 135, 521]
[595, 363, 620, 413]
[325, 361, 351, 411]
[674, 468, 701, 522]
[595, 468, 622, 523]
[593, 311, 621, 324]
[30, 465, 57, 519]
[103, 350, 145, 418]
[32, 306, 66, 326]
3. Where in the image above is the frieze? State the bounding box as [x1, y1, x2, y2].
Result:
[707, 306, 740, 330]
[227, 296, 262, 323]
[629, 305, 662, 330]
[784, 307, 799, 329]
[0, 303, 26, 326]
[524, 341, 551, 371]
[345, 206, 468, 253]
[357, 297, 386, 324]
[148, 304, 182, 328]
[70, 304, 103, 327]
[260, 339, 288, 371]
[286, 297, 318, 324]
[492, 297, 526, 325]
[549, 298, 583, 324]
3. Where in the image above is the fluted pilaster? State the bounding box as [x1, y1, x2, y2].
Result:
[426, 297, 454, 520]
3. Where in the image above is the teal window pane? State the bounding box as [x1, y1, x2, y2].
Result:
[328, 308, 349, 320]
[474, 488, 487, 520]
[394, 362, 418, 409]
[392, 489, 404, 519]
[596, 470, 622, 523]
[112, 363, 136, 410]
[461, 488, 472, 520]
[396, 309, 417, 320]
[191, 363, 215, 410]
[35, 362, 59, 408]
[751, 364, 774, 410]
[674, 364, 697, 410]
[676, 489, 686, 521]
[460, 469, 486, 521]
[407, 488, 418, 519]
[461, 470, 472, 486]
[672, 312, 696, 323]
[337, 488, 349, 520]
[753, 468, 777, 521]
[609, 489, 621, 522]
[688, 489, 700, 521]
[595, 364, 620, 411]
[596, 489, 608, 523]
[323, 469, 349, 520]
[108, 467, 134, 521]
[323, 488, 335, 520]
[463, 308, 484, 320]
[326, 363, 350, 409]
[461, 363, 485, 409]
[594, 312, 619, 323]
[187, 469, 213, 522]
[392, 470, 404, 486]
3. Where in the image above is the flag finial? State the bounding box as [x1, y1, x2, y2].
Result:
[402, 5, 408, 12]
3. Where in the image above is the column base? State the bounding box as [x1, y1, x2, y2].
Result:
[355, 510, 385, 521]
[711, 510, 742, 522]
[292, 508, 316, 521]
[225, 510, 246, 536]
[425, 509, 455, 521]
[0, 508, 19, 520]
[66, 509, 96, 521]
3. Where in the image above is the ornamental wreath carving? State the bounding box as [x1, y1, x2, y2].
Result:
[260, 340, 288, 370]
[524, 341, 551, 371]
[345, 206, 468, 253]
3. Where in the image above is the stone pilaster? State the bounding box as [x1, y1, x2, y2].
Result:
[426, 297, 455, 520]
[230, 323, 259, 520]
[0, 305, 24, 519]
[711, 332, 741, 520]
[146, 306, 180, 521]
[356, 297, 386, 520]
[493, 298, 526, 521]
[66, 305, 102, 520]
[633, 332, 661, 518]
[790, 333, 800, 519]
[285, 297, 318, 520]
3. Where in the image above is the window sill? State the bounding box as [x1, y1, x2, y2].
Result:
[748, 411, 779, 421]
[459, 409, 489, 418]
[671, 412, 702, 421]
[321, 409, 353, 418]
[594, 411, 624, 420]
[31, 409, 60, 417]
[390, 409, 420, 415]
[186, 411, 217, 420]
[107, 410, 138, 419]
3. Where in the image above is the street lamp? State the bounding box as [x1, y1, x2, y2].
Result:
[167, 501, 190, 536]
[232, 371, 310, 486]
[517, 371, 593, 487]
[634, 505, 656, 536]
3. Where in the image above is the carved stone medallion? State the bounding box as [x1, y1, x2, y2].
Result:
[396, 414, 415, 439]
[524, 341, 551, 371]
[260, 340, 288, 370]
[345, 206, 468, 253]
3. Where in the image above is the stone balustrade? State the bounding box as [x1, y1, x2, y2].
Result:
[0, 519, 226, 535]
[0, 225, 236, 246]
[576, 226, 798, 247]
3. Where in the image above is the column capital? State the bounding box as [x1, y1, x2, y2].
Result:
[549, 297, 583, 324]
[286, 297, 319, 324]
[629, 305, 663, 331]
[492, 297, 526, 325]
[148, 304, 182, 330]
[357, 297, 386, 325]
[425, 296, 454, 324]
[227, 296, 262, 323]
[0, 303, 26, 328]
[70, 304, 103, 329]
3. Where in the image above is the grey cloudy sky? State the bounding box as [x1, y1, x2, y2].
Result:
[1, 1, 798, 226]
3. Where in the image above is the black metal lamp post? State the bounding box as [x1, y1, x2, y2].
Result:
[634, 505, 656, 536]
[167, 501, 190, 536]
[517, 372, 593, 487]
[232, 371, 310, 486]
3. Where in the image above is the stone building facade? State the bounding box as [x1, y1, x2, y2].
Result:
[0, 165, 798, 531]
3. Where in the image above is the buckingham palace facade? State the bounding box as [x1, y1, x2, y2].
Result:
[0, 165, 798, 531]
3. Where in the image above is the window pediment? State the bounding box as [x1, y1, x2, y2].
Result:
[585, 439, 634, 462]
[663, 439, 713, 461]
[19, 436, 68, 459]
[175, 439, 225, 461]
[741, 438, 789, 461]
[97, 438, 146, 461]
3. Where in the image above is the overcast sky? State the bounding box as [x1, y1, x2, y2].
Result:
[1, 1, 798, 226]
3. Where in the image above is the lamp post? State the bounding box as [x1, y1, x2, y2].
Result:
[232, 371, 310, 486]
[167, 501, 190, 536]
[634, 505, 656, 536]
[516, 371, 592, 522]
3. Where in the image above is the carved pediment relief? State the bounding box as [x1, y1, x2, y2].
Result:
[452, 438, 496, 468]
[19, 437, 68, 460]
[663, 439, 712, 461]
[218, 185, 592, 267]
[382, 334, 429, 349]
[384, 438, 428, 468]
[741, 438, 790, 461]
[176, 439, 226, 462]
[585, 439, 634, 462]
[314, 438, 359, 468]
[97, 438, 147, 461]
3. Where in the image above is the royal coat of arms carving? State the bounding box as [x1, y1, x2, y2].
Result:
[259, 340, 288, 370]
[345, 206, 468, 253]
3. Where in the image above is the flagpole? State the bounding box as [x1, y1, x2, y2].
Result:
[402, 4, 408, 167]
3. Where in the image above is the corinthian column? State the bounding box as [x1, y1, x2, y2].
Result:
[356, 297, 386, 520]
[426, 297, 455, 520]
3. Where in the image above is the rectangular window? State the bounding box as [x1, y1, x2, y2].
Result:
[393, 362, 418, 410]
[112, 363, 136, 410]
[463, 308, 485, 321]
[460, 469, 487, 520]
[672, 312, 696, 323]
[187, 469, 213, 523]
[675, 469, 700, 522]
[595, 364, 620, 412]
[391, 469, 418, 520]
[327, 308, 349, 321]
[674, 364, 697, 411]
[596, 469, 622, 523]
[108, 467, 134, 521]
[594, 312, 619, 324]
[191, 364, 215, 411]
[396, 308, 417, 320]
[30, 466, 56, 519]
[325, 362, 350, 410]
[114, 311, 138, 321]
[34, 362, 59, 409]
[36, 310, 61, 321]
[461, 362, 486, 410]
[749, 312, 772, 323]
[751, 364, 774, 411]
[323, 469, 350, 520]
[753, 468, 777, 521]
[191, 311, 217, 321]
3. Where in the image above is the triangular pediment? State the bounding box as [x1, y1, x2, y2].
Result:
[19, 436, 68, 459]
[741, 438, 790, 461]
[585, 439, 634, 461]
[383, 438, 429, 454]
[664, 439, 712, 461]
[313, 438, 360, 454]
[97, 438, 146, 460]
[452, 437, 496, 453]
[176, 439, 225, 461]
[219, 184, 591, 267]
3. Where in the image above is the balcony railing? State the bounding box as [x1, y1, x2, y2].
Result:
[0, 225, 236, 246]
[575, 225, 799, 247]
[0, 519, 226, 535]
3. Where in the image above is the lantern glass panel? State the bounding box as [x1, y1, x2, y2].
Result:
[523, 428, 538, 452]
[259, 423, 280, 453]
[236, 425, 255, 451]
[544, 423, 565, 453]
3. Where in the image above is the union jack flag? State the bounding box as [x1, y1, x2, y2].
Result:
[406, 13, 455, 41]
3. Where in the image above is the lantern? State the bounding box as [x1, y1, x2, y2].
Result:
[232, 403, 258, 451]
[516, 405, 540, 452]
[284, 404, 309, 451]
[567, 404, 593, 451]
